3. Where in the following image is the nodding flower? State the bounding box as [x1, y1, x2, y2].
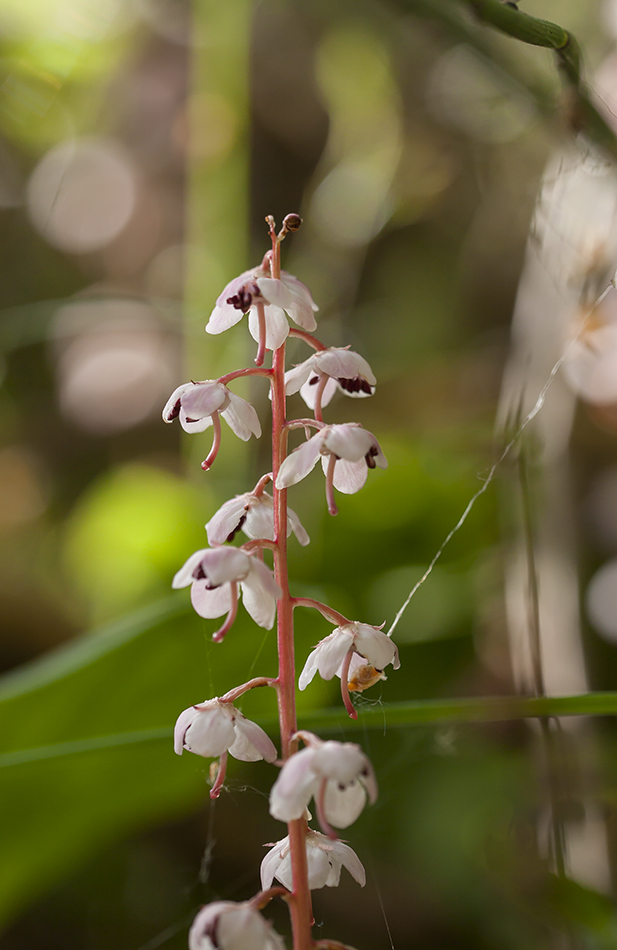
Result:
[285, 346, 376, 416]
[188, 901, 285, 950]
[275, 423, 387, 515]
[172, 547, 281, 639]
[261, 828, 366, 891]
[206, 255, 318, 352]
[299, 622, 400, 690]
[206, 487, 309, 547]
[269, 733, 377, 837]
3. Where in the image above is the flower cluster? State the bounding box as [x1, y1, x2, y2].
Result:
[164, 215, 400, 949]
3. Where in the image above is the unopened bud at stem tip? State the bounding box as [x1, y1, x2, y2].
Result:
[282, 213, 302, 232]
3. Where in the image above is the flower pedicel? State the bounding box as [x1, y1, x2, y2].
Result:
[166, 215, 400, 949]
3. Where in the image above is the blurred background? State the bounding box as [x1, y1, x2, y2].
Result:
[3, 0, 617, 947]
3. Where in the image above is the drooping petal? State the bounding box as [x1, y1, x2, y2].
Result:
[229, 714, 278, 763]
[206, 495, 250, 546]
[326, 457, 368, 494]
[180, 704, 236, 758]
[162, 382, 193, 422]
[172, 549, 210, 589]
[299, 374, 338, 410]
[299, 630, 353, 689]
[298, 649, 320, 691]
[178, 409, 214, 434]
[305, 842, 336, 888]
[280, 271, 319, 312]
[284, 360, 314, 395]
[323, 425, 375, 461]
[240, 559, 280, 629]
[244, 494, 276, 541]
[284, 289, 318, 330]
[221, 392, 261, 441]
[276, 434, 323, 488]
[260, 838, 289, 890]
[269, 748, 319, 821]
[329, 838, 366, 885]
[191, 581, 233, 619]
[199, 547, 252, 585]
[248, 304, 289, 351]
[312, 741, 370, 786]
[352, 624, 400, 670]
[287, 504, 310, 546]
[322, 780, 367, 829]
[173, 706, 199, 754]
[255, 277, 294, 309]
[206, 303, 246, 335]
[189, 902, 230, 950]
[216, 903, 285, 950]
[181, 381, 229, 420]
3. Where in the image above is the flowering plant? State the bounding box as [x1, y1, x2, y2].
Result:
[165, 214, 399, 949]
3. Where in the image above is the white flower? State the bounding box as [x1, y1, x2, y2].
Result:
[206, 259, 318, 351]
[299, 622, 400, 691]
[261, 830, 365, 890]
[162, 380, 261, 440]
[206, 490, 309, 547]
[269, 737, 377, 830]
[276, 424, 387, 511]
[189, 901, 285, 950]
[173, 547, 281, 634]
[174, 698, 277, 762]
[285, 347, 376, 410]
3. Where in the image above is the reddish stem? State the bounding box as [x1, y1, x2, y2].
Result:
[201, 412, 222, 471]
[339, 648, 357, 720]
[211, 581, 238, 642]
[291, 598, 350, 627]
[220, 676, 275, 703]
[325, 454, 338, 516]
[218, 367, 273, 386]
[284, 418, 325, 432]
[252, 472, 273, 497]
[241, 538, 278, 555]
[288, 328, 327, 351]
[272, 332, 313, 949]
[254, 301, 267, 366]
[249, 886, 289, 910]
[312, 373, 329, 424]
[209, 751, 227, 799]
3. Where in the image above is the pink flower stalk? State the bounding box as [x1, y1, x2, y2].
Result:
[174, 698, 277, 762]
[269, 735, 377, 835]
[188, 901, 285, 950]
[206, 487, 309, 547]
[275, 423, 387, 514]
[173, 547, 281, 637]
[206, 256, 319, 352]
[261, 829, 366, 891]
[299, 623, 400, 691]
[285, 347, 376, 414]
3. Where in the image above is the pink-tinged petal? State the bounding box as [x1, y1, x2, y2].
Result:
[260, 838, 289, 889]
[323, 425, 374, 461]
[284, 290, 318, 331]
[281, 271, 319, 312]
[162, 382, 192, 422]
[190, 581, 233, 619]
[182, 704, 236, 758]
[216, 903, 284, 950]
[298, 650, 320, 691]
[255, 277, 294, 309]
[221, 392, 261, 441]
[206, 495, 250, 546]
[287, 504, 310, 546]
[312, 741, 369, 785]
[323, 780, 367, 829]
[305, 843, 335, 889]
[244, 494, 275, 541]
[172, 549, 209, 589]
[284, 360, 315, 395]
[323, 456, 368, 494]
[200, 547, 251, 585]
[215, 269, 259, 307]
[352, 624, 399, 670]
[240, 561, 280, 629]
[248, 304, 289, 351]
[189, 902, 231, 950]
[299, 374, 338, 410]
[181, 381, 228, 419]
[229, 714, 278, 762]
[315, 348, 376, 385]
[276, 434, 323, 488]
[178, 409, 214, 434]
[269, 748, 319, 821]
[329, 839, 366, 885]
[305, 629, 354, 684]
[206, 303, 245, 335]
[173, 706, 199, 754]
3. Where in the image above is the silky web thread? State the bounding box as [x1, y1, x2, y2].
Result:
[387, 278, 616, 638]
